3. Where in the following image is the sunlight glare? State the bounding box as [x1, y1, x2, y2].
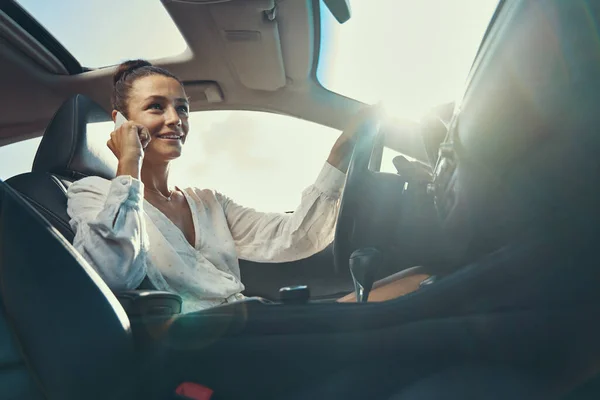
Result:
[318, 0, 499, 120]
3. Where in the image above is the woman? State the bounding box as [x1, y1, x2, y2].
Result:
[67, 60, 428, 312]
[66, 59, 364, 312]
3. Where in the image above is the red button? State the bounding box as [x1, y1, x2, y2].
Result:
[175, 382, 214, 400]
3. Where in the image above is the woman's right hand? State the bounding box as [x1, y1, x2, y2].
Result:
[107, 121, 151, 162]
[107, 121, 151, 178]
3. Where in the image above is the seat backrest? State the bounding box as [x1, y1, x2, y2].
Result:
[0, 179, 135, 400]
[6, 94, 116, 242]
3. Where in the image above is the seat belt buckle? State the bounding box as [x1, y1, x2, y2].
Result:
[175, 382, 214, 400]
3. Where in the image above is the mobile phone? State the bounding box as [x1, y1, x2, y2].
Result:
[115, 111, 127, 130]
[115, 112, 150, 148]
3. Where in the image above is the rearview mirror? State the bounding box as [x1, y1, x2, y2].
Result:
[322, 0, 351, 24]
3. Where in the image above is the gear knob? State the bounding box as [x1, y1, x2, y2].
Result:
[349, 247, 382, 302]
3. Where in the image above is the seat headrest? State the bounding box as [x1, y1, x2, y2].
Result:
[33, 94, 117, 180]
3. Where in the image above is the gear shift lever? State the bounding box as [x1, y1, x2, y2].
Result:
[349, 247, 382, 302]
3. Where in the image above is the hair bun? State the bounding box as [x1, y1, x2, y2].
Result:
[113, 59, 153, 86]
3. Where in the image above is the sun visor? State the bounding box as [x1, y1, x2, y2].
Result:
[210, 1, 286, 91]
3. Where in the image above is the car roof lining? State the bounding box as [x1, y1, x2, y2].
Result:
[0, 1, 82, 74]
[0, 0, 374, 146]
[0, 9, 68, 75]
[0, 0, 429, 165]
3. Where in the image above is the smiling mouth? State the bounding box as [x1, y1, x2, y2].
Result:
[157, 133, 184, 140]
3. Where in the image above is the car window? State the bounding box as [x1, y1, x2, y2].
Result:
[0, 121, 114, 182]
[381, 147, 405, 174]
[318, 0, 499, 120]
[0, 113, 405, 208]
[171, 111, 340, 212]
[0, 137, 42, 181]
[14, 0, 187, 68]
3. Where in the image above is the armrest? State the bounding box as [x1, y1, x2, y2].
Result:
[115, 290, 182, 317]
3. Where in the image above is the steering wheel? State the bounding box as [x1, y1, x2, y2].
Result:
[332, 115, 441, 275]
[333, 116, 385, 273]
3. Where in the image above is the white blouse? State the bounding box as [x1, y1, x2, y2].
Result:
[66, 162, 346, 313]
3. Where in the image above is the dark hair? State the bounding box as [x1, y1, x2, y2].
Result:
[111, 59, 183, 117]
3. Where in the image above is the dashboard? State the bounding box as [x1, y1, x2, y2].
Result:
[429, 0, 599, 265]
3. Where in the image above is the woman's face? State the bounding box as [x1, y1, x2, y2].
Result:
[122, 74, 190, 163]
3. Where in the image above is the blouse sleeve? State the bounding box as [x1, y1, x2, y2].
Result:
[66, 175, 148, 290]
[216, 162, 346, 263]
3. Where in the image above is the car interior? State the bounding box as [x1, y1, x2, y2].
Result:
[1, 0, 600, 399]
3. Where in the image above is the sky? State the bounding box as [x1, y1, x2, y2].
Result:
[318, 0, 499, 119]
[1, 0, 498, 211]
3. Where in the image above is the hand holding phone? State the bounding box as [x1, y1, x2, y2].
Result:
[115, 111, 127, 130]
[108, 112, 151, 161]
[114, 112, 151, 148]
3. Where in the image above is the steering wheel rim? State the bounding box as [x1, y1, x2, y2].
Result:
[333, 117, 383, 273]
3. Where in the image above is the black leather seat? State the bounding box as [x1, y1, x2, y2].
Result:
[0, 179, 137, 400]
[6, 94, 169, 299]
[6, 94, 117, 243]
[6, 94, 164, 294]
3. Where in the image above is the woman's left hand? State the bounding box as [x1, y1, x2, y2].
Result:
[327, 103, 383, 173]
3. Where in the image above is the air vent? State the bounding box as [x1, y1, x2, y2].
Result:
[223, 30, 261, 42]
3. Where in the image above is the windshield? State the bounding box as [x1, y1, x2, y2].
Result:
[317, 0, 499, 120]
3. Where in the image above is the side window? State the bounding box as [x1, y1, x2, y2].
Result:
[0, 121, 115, 182]
[380, 147, 402, 174]
[0, 136, 43, 180]
[170, 110, 340, 212]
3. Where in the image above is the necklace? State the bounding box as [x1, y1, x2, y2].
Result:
[146, 188, 174, 202]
